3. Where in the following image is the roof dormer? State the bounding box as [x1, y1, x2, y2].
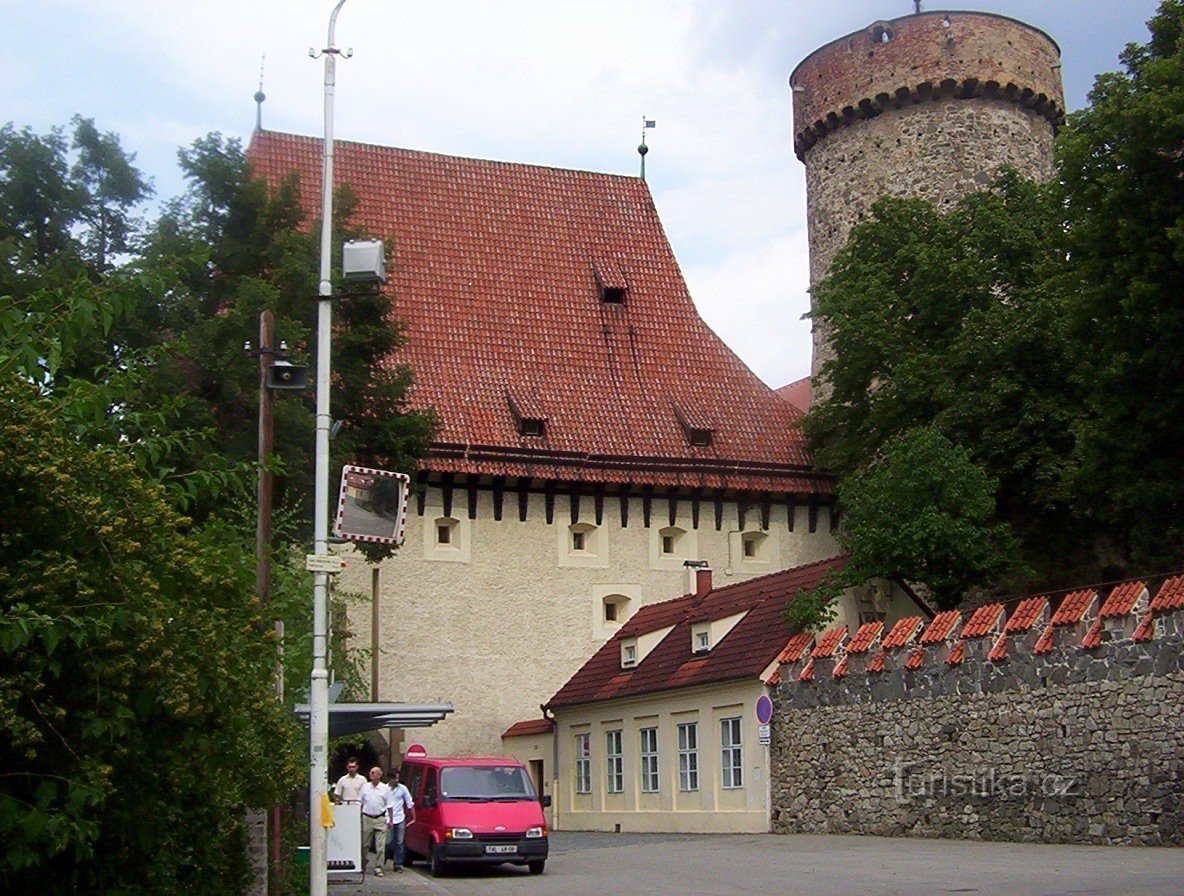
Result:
[674, 404, 713, 448]
[507, 389, 547, 438]
[618, 624, 675, 670]
[690, 610, 747, 654]
[593, 259, 629, 304]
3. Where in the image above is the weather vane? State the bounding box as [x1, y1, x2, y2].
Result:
[639, 117, 656, 180]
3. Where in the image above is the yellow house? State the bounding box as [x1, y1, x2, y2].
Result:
[530, 558, 926, 833]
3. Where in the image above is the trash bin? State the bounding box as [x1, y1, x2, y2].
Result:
[296, 846, 310, 869]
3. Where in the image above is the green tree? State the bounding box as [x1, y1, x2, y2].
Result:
[806, 174, 1080, 582]
[0, 377, 303, 894]
[1058, 0, 1184, 568]
[70, 115, 153, 270]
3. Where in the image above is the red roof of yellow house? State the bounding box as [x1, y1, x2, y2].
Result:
[501, 718, 555, 738]
[545, 556, 847, 709]
[246, 130, 829, 496]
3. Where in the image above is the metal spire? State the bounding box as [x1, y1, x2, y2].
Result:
[639, 117, 655, 180]
[254, 55, 267, 131]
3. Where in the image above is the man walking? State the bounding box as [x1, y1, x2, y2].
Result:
[385, 769, 416, 873]
[332, 757, 365, 803]
[359, 766, 391, 876]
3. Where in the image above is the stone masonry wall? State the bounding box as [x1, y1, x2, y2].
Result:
[768, 596, 1184, 845]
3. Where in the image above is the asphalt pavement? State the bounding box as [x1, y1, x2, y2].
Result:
[325, 830, 1184, 896]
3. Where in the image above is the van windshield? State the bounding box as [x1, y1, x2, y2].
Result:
[439, 765, 535, 801]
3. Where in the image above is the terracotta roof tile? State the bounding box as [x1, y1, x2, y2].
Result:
[881, 616, 924, 649]
[1099, 581, 1148, 618]
[501, 718, 555, 738]
[845, 621, 884, 656]
[960, 603, 1005, 639]
[1004, 597, 1048, 634]
[945, 641, 965, 665]
[1033, 623, 1056, 655]
[1150, 575, 1184, 612]
[987, 634, 1009, 661]
[1081, 619, 1103, 650]
[546, 556, 846, 708]
[1050, 590, 1097, 625]
[833, 656, 849, 678]
[775, 377, 811, 415]
[247, 130, 829, 495]
[919, 611, 962, 645]
[776, 632, 815, 664]
[798, 659, 816, 682]
[765, 668, 781, 686]
[867, 651, 886, 672]
[811, 625, 849, 659]
[904, 647, 925, 670]
[1133, 614, 1157, 642]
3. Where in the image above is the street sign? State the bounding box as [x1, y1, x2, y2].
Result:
[334, 465, 410, 546]
[758, 724, 771, 745]
[305, 554, 347, 574]
[755, 694, 774, 725]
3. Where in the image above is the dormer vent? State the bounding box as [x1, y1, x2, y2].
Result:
[674, 404, 714, 448]
[593, 260, 629, 304]
[507, 389, 547, 438]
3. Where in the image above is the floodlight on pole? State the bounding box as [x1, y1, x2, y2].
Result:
[308, 3, 349, 895]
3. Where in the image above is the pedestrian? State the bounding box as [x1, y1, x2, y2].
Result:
[359, 766, 391, 876]
[332, 757, 365, 804]
[384, 768, 416, 873]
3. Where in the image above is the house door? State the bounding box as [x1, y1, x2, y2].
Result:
[529, 759, 545, 803]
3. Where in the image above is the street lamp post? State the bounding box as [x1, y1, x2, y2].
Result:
[309, 3, 349, 895]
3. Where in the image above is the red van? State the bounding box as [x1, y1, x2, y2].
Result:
[401, 749, 550, 876]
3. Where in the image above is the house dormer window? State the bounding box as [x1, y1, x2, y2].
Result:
[674, 404, 713, 448]
[693, 626, 710, 653]
[507, 390, 547, 438]
[594, 259, 629, 304]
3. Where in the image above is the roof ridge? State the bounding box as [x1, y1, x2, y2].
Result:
[252, 127, 646, 185]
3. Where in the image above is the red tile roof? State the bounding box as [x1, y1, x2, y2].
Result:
[798, 659, 816, 682]
[1050, 590, 1097, 625]
[811, 625, 849, 659]
[919, 610, 962, 645]
[960, 603, 1005, 639]
[247, 130, 829, 495]
[1033, 623, 1056, 655]
[867, 651, 886, 672]
[1133, 615, 1157, 642]
[832, 656, 849, 678]
[945, 641, 965, 665]
[1100, 581, 1147, 618]
[987, 634, 1009, 661]
[1150, 575, 1184, 612]
[881, 616, 924, 649]
[904, 647, 925, 670]
[775, 377, 811, 415]
[501, 718, 555, 738]
[1081, 619, 1103, 650]
[545, 556, 847, 708]
[775, 632, 815, 664]
[845, 621, 883, 655]
[1004, 597, 1048, 634]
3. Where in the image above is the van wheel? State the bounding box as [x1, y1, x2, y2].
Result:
[528, 860, 545, 875]
[429, 844, 447, 878]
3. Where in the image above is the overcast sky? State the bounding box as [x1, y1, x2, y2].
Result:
[4, 1, 1164, 388]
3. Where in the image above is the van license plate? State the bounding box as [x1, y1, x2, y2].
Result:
[485, 845, 517, 854]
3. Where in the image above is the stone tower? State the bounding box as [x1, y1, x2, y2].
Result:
[791, 11, 1065, 389]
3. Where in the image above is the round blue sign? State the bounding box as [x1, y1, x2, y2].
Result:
[755, 694, 773, 725]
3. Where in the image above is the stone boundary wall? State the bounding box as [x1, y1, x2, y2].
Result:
[768, 578, 1184, 845]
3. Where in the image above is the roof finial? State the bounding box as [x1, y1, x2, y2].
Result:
[639, 117, 655, 180]
[254, 54, 267, 131]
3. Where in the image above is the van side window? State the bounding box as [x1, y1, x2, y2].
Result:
[423, 767, 438, 804]
[402, 764, 423, 800]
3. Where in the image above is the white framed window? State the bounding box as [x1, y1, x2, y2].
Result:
[605, 729, 623, 793]
[721, 717, 743, 789]
[659, 526, 684, 557]
[639, 727, 659, 793]
[621, 639, 638, 668]
[678, 722, 699, 792]
[692, 623, 711, 653]
[574, 733, 591, 794]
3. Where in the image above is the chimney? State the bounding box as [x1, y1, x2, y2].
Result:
[695, 568, 712, 598]
[683, 559, 711, 597]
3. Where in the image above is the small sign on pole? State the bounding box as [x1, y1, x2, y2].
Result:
[334, 465, 410, 546]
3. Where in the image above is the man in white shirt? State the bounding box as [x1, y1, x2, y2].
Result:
[332, 757, 364, 803]
[359, 766, 391, 876]
[384, 768, 416, 873]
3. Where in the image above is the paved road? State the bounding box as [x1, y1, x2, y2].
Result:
[332, 831, 1184, 896]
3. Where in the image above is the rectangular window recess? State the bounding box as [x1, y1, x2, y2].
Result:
[593, 260, 629, 304]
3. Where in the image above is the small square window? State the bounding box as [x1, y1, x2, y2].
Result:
[743, 539, 756, 558]
[437, 524, 451, 545]
[695, 631, 710, 652]
[605, 602, 618, 622]
[572, 530, 585, 551]
[662, 535, 675, 555]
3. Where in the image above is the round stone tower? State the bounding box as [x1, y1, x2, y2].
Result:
[791, 10, 1064, 387]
